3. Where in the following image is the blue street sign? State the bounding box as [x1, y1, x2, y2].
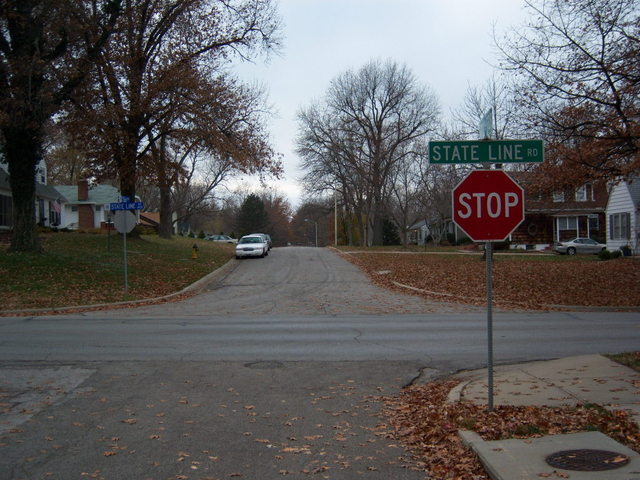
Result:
[110, 201, 144, 211]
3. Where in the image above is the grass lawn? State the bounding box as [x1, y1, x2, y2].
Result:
[608, 352, 640, 372]
[0, 232, 234, 311]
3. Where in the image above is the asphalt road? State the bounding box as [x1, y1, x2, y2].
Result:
[1, 246, 638, 479]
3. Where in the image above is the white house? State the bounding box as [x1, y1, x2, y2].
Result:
[0, 159, 62, 230]
[605, 177, 640, 254]
[54, 180, 120, 230]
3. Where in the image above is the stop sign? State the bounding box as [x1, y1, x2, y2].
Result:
[452, 170, 525, 242]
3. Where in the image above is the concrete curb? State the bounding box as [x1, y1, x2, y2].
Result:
[0, 257, 238, 316]
[446, 380, 469, 404]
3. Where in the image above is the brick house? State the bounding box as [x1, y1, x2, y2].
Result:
[510, 174, 609, 250]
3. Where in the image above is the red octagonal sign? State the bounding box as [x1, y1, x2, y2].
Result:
[452, 170, 525, 242]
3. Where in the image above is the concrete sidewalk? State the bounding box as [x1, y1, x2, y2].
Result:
[451, 355, 640, 480]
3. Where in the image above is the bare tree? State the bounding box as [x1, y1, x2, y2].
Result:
[451, 75, 521, 141]
[416, 164, 471, 245]
[297, 59, 440, 246]
[387, 142, 426, 246]
[496, 0, 640, 184]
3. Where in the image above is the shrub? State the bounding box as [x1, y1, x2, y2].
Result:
[493, 240, 511, 251]
[598, 249, 612, 260]
[137, 226, 157, 235]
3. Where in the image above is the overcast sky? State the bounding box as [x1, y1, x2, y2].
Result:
[233, 0, 529, 206]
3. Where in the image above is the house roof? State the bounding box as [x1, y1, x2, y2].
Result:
[1, 166, 66, 200]
[627, 177, 640, 209]
[509, 171, 609, 212]
[140, 212, 160, 227]
[408, 219, 427, 230]
[36, 183, 63, 200]
[54, 184, 120, 205]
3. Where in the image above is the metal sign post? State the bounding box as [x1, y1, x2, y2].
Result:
[112, 208, 139, 294]
[429, 112, 542, 411]
[123, 223, 128, 294]
[486, 241, 494, 411]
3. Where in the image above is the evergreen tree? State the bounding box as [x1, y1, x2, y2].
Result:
[382, 218, 401, 246]
[236, 194, 269, 237]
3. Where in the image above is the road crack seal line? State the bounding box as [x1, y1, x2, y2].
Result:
[352, 329, 363, 343]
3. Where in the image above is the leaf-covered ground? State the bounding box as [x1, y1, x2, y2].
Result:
[341, 250, 640, 310]
[379, 380, 640, 480]
[0, 233, 234, 312]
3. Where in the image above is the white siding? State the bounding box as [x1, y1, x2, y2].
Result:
[605, 182, 635, 251]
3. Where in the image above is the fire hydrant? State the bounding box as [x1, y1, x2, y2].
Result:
[191, 243, 199, 260]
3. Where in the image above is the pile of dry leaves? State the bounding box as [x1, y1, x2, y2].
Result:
[343, 252, 640, 309]
[379, 380, 640, 480]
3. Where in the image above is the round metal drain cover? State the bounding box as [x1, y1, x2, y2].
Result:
[545, 449, 630, 471]
[244, 361, 284, 369]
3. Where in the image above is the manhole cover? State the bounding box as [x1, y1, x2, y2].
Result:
[244, 361, 284, 370]
[545, 449, 630, 471]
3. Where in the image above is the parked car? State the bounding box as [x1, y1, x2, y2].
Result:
[206, 234, 237, 244]
[250, 233, 272, 250]
[553, 237, 607, 255]
[235, 235, 268, 259]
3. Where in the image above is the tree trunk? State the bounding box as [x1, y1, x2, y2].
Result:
[370, 197, 384, 246]
[158, 183, 173, 239]
[119, 127, 140, 237]
[4, 126, 41, 252]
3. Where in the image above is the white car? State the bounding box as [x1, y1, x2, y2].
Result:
[207, 234, 237, 244]
[235, 235, 269, 259]
[553, 237, 607, 255]
[250, 233, 272, 250]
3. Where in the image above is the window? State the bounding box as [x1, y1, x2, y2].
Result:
[38, 199, 45, 223]
[0, 194, 12, 227]
[553, 191, 565, 202]
[609, 212, 631, 240]
[71, 206, 78, 212]
[95, 205, 102, 212]
[557, 216, 577, 230]
[575, 185, 587, 201]
[588, 214, 599, 231]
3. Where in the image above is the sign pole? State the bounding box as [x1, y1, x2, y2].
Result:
[486, 241, 494, 411]
[123, 214, 129, 294]
[111, 200, 143, 294]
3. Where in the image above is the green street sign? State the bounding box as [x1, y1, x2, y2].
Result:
[428, 139, 544, 164]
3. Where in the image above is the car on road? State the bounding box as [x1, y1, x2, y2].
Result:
[206, 234, 237, 244]
[250, 233, 272, 250]
[553, 237, 607, 255]
[235, 235, 269, 259]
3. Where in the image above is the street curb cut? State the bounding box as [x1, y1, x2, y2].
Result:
[447, 380, 469, 404]
[458, 430, 506, 480]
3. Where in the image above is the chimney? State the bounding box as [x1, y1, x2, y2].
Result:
[78, 179, 89, 201]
